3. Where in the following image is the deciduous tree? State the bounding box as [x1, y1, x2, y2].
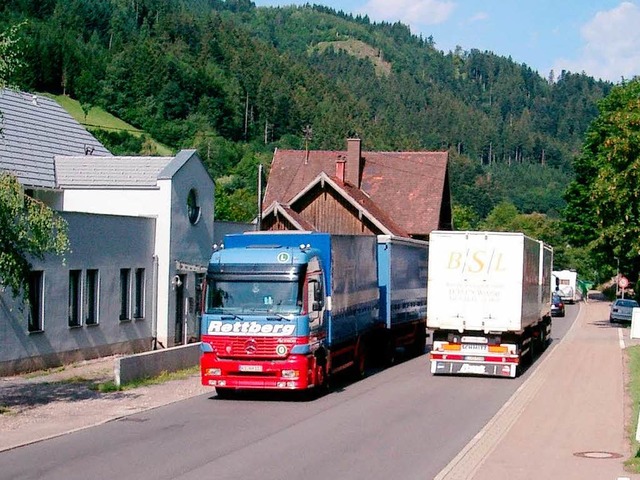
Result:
[564, 78, 640, 281]
[0, 173, 69, 298]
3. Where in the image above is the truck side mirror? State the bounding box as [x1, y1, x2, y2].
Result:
[309, 279, 323, 310]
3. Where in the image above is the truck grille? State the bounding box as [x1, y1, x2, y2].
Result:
[207, 336, 289, 358]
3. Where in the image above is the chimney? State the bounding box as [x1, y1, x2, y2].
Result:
[346, 138, 362, 188]
[336, 156, 346, 183]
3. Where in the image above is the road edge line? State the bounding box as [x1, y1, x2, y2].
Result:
[433, 302, 584, 480]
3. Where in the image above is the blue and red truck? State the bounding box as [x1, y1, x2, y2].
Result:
[200, 231, 428, 396]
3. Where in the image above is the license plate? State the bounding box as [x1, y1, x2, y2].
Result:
[239, 365, 263, 372]
[462, 344, 488, 352]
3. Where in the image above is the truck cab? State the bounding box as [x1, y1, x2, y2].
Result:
[200, 238, 329, 393]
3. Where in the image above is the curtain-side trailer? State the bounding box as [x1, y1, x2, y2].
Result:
[376, 235, 428, 362]
[427, 231, 552, 378]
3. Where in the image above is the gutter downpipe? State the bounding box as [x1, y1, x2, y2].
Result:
[152, 254, 159, 350]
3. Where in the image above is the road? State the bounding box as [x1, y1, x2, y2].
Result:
[0, 306, 578, 480]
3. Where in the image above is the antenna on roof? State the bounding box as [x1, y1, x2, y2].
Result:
[303, 125, 313, 165]
[84, 145, 95, 155]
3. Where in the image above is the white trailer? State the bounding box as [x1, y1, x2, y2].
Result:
[427, 231, 553, 378]
[552, 270, 578, 304]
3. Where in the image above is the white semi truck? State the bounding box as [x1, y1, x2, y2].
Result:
[427, 231, 553, 378]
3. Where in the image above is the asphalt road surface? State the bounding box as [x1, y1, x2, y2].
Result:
[0, 306, 578, 480]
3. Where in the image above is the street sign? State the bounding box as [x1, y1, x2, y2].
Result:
[619, 276, 630, 289]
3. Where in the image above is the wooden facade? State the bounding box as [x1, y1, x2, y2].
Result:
[260, 173, 406, 236]
[293, 187, 376, 235]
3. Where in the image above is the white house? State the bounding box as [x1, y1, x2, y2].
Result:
[0, 89, 214, 374]
[55, 151, 215, 348]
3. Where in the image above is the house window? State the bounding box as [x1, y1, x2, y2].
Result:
[68, 269, 82, 327]
[187, 188, 201, 225]
[120, 268, 131, 321]
[133, 268, 145, 319]
[85, 269, 99, 325]
[28, 270, 44, 332]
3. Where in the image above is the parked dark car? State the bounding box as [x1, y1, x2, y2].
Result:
[551, 293, 565, 317]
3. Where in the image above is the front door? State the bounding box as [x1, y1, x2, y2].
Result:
[174, 274, 186, 345]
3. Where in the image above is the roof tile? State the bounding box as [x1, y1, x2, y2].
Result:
[0, 89, 111, 189]
[264, 147, 449, 235]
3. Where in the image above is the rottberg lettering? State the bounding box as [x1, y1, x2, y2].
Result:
[207, 321, 296, 336]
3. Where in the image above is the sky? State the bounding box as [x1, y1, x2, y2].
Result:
[252, 0, 640, 83]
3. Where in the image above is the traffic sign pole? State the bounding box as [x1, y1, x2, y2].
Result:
[619, 276, 629, 299]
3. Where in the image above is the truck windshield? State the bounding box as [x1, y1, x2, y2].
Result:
[205, 279, 303, 315]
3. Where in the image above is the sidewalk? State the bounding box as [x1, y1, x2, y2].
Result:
[0, 356, 209, 452]
[438, 299, 640, 480]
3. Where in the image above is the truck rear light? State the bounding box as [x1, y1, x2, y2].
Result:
[282, 369, 300, 379]
[442, 344, 461, 351]
[488, 345, 508, 353]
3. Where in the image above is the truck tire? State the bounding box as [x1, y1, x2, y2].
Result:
[314, 355, 329, 393]
[408, 327, 427, 357]
[536, 325, 548, 353]
[384, 339, 397, 366]
[351, 341, 367, 380]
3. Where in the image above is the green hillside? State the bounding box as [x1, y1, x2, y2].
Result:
[0, 0, 612, 233]
[45, 94, 173, 156]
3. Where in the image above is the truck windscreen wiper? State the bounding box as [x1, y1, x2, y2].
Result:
[221, 313, 244, 321]
[267, 313, 292, 321]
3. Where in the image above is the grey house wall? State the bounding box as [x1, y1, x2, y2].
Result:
[0, 212, 156, 375]
[213, 221, 256, 246]
[166, 155, 215, 346]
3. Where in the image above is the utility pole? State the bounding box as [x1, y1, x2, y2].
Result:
[257, 163, 263, 231]
[615, 257, 620, 297]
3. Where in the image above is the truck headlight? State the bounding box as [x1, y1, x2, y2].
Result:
[206, 368, 222, 376]
[282, 369, 299, 379]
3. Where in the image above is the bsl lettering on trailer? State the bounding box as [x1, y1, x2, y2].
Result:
[208, 321, 296, 336]
[447, 249, 507, 274]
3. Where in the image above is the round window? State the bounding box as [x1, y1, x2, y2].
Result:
[187, 188, 201, 225]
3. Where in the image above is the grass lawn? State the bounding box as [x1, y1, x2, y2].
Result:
[625, 345, 640, 472]
[42, 93, 173, 156]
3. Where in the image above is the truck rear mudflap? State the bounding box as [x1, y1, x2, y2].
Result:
[201, 353, 316, 390]
[429, 353, 519, 378]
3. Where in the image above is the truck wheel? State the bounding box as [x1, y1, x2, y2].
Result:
[384, 339, 396, 366]
[315, 363, 329, 394]
[351, 342, 367, 380]
[538, 326, 548, 353]
[409, 328, 427, 357]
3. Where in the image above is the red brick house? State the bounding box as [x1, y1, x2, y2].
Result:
[261, 138, 452, 239]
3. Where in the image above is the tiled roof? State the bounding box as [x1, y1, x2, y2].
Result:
[263, 147, 449, 236]
[0, 89, 111, 189]
[262, 202, 318, 231]
[55, 155, 174, 188]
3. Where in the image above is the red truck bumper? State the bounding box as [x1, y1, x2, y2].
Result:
[201, 353, 317, 390]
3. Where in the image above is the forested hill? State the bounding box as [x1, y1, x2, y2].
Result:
[1, 0, 612, 223]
